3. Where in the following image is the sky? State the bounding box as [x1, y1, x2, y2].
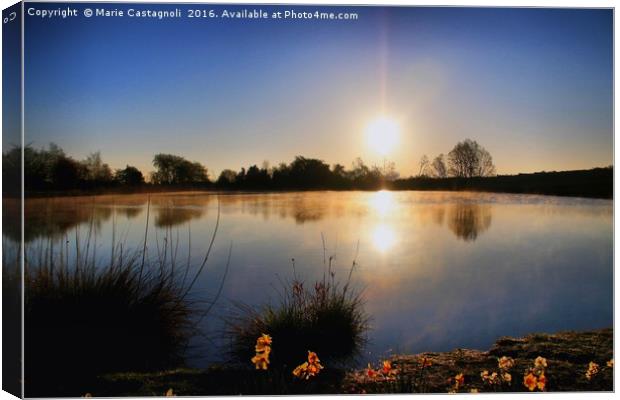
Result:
[19, 4, 613, 178]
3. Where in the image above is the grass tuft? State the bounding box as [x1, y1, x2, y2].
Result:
[227, 258, 369, 371]
[22, 198, 226, 397]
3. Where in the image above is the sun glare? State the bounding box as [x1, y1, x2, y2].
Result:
[365, 117, 400, 156]
[372, 224, 397, 253]
[370, 190, 396, 217]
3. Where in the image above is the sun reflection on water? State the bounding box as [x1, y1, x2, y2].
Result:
[372, 224, 397, 253]
[370, 190, 396, 217]
[369, 191, 398, 252]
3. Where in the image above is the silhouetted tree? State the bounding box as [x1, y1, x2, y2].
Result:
[384, 161, 400, 181]
[447, 139, 496, 178]
[347, 158, 382, 189]
[216, 169, 237, 187]
[114, 165, 145, 186]
[330, 163, 349, 187]
[83, 152, 113, 184]
[10, 143, 88, 191]
[475, 147, 496, 177]
[418, 155, 430, 177]
[2, 146, 21, 194]
[244, 164, 270, 188]
[271, 163, 291, 187]
[431, 154, 448, 178]
[151, 154, 209, 185]
[288, 156, 332, 189]
[51, 157, 81, 190]
[80, 151, 113, 187]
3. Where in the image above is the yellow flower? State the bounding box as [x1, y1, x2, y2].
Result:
[523, 372, 538, 391]
[306, 351, 324, 376]
[382, 360, 392, 374]
[293, 361, 309, 378]
[251, 352, 269, 370]
[454, 373, 465, 388]
[307, 363, 321, 377]
[255, 334, 272, 353]
[470, 388, 479, 393]
[481, 370, 499, 385]
[502, 372, 512, 383]
[534, 356, 547, 369]
[537, 373, 547, 391]
[251, 334, 272, 370]
[607, 359, 614, 368]
[293, 351, 324, 379]
[165, 388, 175, 397]
[366, 363, 377, 379]
[308, 351, 320, 365]
[258, 333, 272, 346]
[586, 361, 599, 380]
[498, 356, 514, 371]
[255, 343, 269, 353]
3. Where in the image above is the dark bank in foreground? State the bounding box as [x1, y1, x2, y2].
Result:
[88, 329, 612, 395]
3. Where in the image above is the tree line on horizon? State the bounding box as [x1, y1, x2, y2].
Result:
[3, 139, 498, 193]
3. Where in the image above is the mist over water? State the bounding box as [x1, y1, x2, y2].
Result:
[7, 191, 612, 367]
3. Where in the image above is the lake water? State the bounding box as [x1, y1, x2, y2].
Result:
[7, 191, 613, 366]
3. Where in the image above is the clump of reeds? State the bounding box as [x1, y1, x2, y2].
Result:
[23, 198, 228, 397]
[227, 250, 368, 371]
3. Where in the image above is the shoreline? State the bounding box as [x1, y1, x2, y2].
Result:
[8, 187, 615, 202]
[90, 328, 612, 396]
[5, 167, 613, 200]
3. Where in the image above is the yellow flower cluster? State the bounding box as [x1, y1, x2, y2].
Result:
[479, 355, 514, 388]
[454, 373, 465, 389]
[498, 356, 515, 371]
[480, 370, 500, 385]
[293, 351, 324, 380]
[447, 373, 465, 394]
[523, 356, 547, 391]
[251, 334, 272, 370]
[585, 361, 599, 381]
[365, 360, 399, 381]
[583, 358, 615, 382]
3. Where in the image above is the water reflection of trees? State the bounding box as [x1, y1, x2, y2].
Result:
[154, 205, 205, 228]
[446, 203, 492, 242]
[7, 198, 117, 243]
[218, 194, 332, 224]
[7, 193, 499, 244]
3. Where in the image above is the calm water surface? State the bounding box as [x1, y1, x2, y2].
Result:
[8, 191, 613, 366]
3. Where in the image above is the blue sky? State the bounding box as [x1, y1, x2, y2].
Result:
[21, 4, 612, 177]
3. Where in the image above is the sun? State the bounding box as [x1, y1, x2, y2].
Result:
[365, 117, 400, 156]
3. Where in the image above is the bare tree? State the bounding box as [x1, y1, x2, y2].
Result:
[476, 148, 496, 177]
[418, 155, 430, 177]
[447, 139, 495, 178]
[431, 154, 447, 178]
[83, 151, 112, 182]
[384, 161, 400, 181]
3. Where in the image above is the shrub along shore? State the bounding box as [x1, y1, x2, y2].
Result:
[90, 328, 612, 396]
[3, 142, 612, 199]
[13, 166, 614, 200]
